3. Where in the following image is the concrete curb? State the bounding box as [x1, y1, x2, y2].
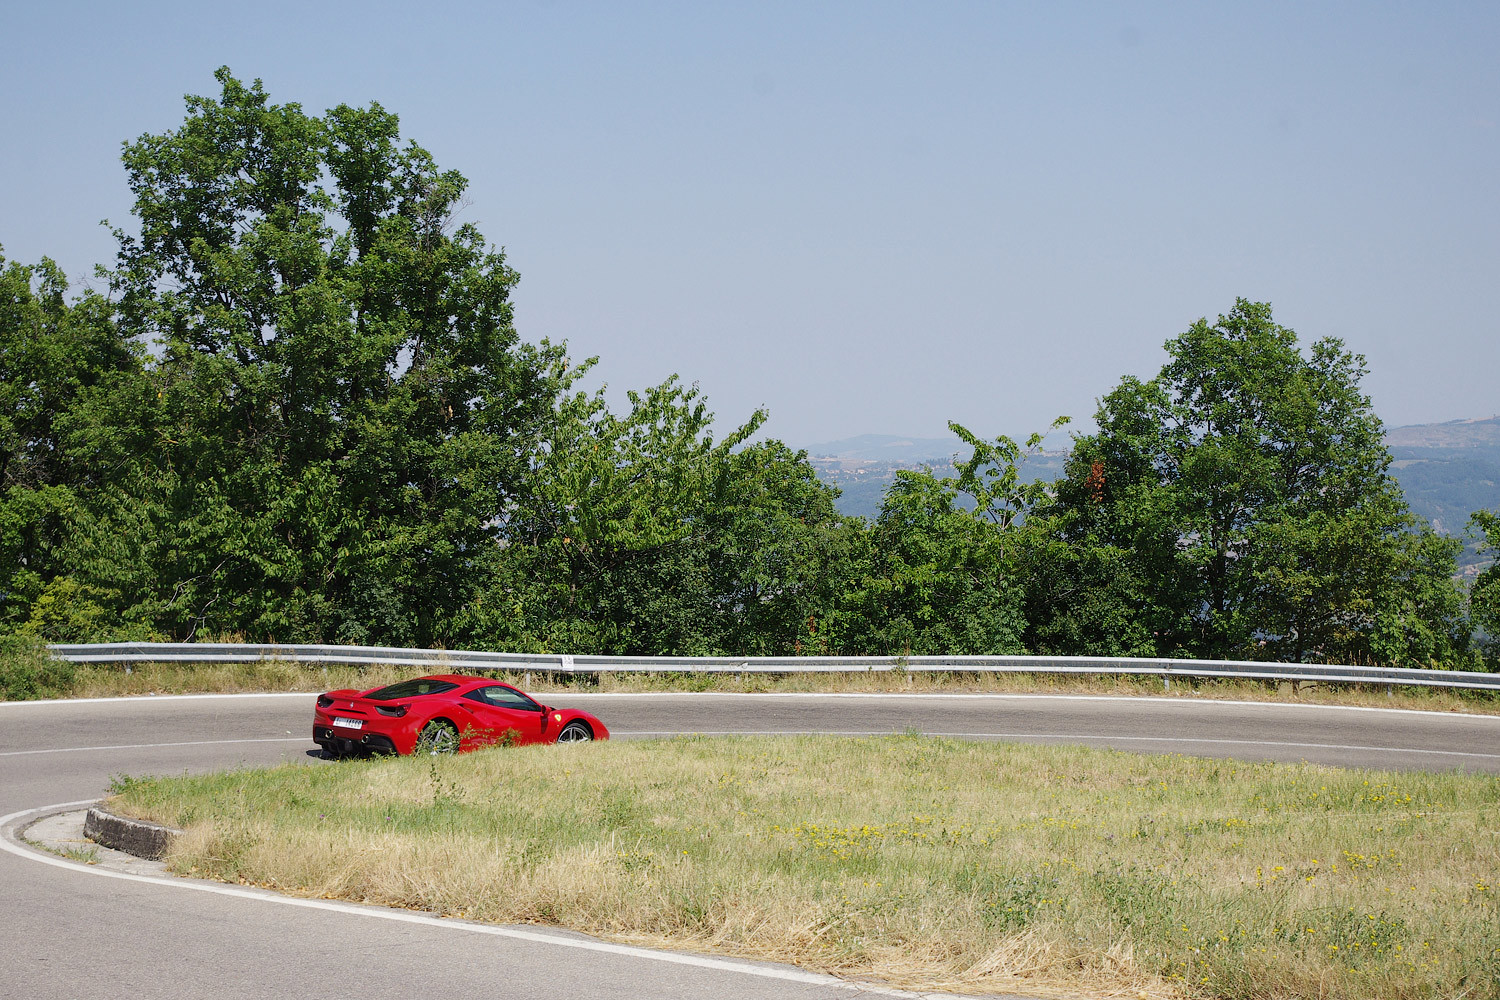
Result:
[83, 806, 180, 861]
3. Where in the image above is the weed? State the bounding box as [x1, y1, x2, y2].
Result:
[979, 873, 1062, 930]
[426, 756, 464, 807]
[107, 773, 148, 795]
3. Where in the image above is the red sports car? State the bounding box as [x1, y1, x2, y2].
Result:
[313, 674, 608, 757]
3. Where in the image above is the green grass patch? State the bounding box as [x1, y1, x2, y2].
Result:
[108, 736, 1500, 999]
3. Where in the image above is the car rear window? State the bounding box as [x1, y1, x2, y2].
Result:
[364, 679, 459, 700]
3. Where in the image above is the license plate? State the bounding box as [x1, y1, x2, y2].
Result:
[333, 717, 364, 730]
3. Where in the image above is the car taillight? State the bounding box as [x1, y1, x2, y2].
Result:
[317, 696, 334, 709]
[376, 704, 408, 718]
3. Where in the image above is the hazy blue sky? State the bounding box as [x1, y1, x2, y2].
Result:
[4, 2, 1496, 446]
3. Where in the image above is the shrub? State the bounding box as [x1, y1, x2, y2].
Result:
[0, 634, 76, 700]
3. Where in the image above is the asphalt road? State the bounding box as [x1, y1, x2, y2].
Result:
[2, 692, 1498, 1000]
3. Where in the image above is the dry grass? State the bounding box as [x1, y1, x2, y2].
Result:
[65, 660, 416, 698]
[109, 736, 1500, 999]
[52, 660, 1500, 717]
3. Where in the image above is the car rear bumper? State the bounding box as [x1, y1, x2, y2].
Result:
[314, 726, 398, 756]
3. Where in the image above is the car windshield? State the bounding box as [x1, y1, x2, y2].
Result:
[364, 679, 458, 700]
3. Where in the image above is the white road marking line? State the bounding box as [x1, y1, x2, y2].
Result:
[0, 738, 309, 758]
[1, 692, 315, 707]
[0, 803, 965, 1000]
[613, 731, 1500, 759]
[581, 693, 1500, 721]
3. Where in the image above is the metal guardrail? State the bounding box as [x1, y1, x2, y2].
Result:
[44, 642, 1500, 691]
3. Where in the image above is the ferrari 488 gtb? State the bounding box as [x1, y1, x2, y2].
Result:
[313, 675, 608, 757]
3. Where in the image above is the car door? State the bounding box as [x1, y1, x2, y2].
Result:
[457, 685, 548, 746]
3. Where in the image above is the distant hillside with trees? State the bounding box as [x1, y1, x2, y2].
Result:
[3, 70, 1496, 669]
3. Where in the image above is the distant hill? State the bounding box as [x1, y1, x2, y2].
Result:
[809, 420, 1500, 575]
[800, 434, 963, 465]
[1385, 417, 1500, 574]
[1386, 416, 1500, 451]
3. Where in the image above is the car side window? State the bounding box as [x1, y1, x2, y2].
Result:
[472, 685, 542, 712]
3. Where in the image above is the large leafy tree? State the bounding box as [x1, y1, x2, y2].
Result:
[1049, 299, 1464, 664]
[77, 68, 573, 643]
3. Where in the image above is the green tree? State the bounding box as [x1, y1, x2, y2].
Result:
[81, 68, 574, 643]
[463, 377, 767, 654]
[1369, 527, 1472, 668]
[1471, 509, 1500, 667]
[1011, 510, 1158, 657]
[701, 440, 864, 655]
[833, 419, 1072, 657]
[1050, 299, 1462, 664]
[949, 417, 1069, 531]
[0, 253, 139, 634]
[462, 374, 861, 656]
[838, 470, 1024, 656]
[0, 254, 134, 491]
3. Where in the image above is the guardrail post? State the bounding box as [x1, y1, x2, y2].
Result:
[1163, 672, 1170, 691]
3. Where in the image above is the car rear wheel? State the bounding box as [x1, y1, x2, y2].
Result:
[416, 719, 459, 755]
[556, 721, 592, 743]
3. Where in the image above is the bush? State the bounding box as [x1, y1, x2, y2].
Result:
[0, 634, 76, 700]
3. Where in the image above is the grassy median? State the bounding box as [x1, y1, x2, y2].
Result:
[108, 736, 1499, 999]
